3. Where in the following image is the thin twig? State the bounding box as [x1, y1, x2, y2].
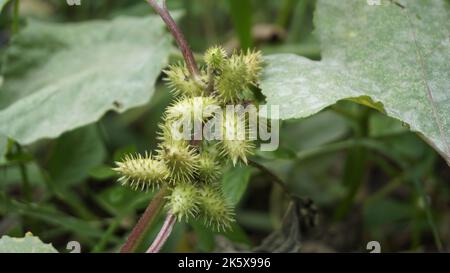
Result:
[248, 159, 291, 197]
[147, 0, 200, 78]
[146, 212, 176, 253]
[120, 186, 168, 253]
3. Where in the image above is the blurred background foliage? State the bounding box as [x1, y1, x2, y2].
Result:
[0, 0, 448, 253]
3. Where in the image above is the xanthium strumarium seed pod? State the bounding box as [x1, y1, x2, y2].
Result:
[156, 140, 199, 184]
[163, 63, 206, 97]
[113, 153, 169, 191]
[215, 54, 250, 103]
[242, 49, 263, 84]
[197, 184, 235, 231]
[197, 152, 221, 184]
[113, 45, 263, 232]
[204, 46, 227, 72]
[166, 182, 199, 221]
[165, 96, 220, 124]
[218, 113, 255, 165]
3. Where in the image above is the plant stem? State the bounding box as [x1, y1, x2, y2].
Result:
[248, 159, 291, 197]
[277, 0, 296, 29]
[15, 143, 31, 202]
[12, 0, 20, 35]
[120, 186, 168, 253]
[169, 51, 203, 66]
[120, 0, 200, 253]
[412, 178, 444, 252]
[146, 212, 176, 253]
[334, 108, 370, 221]
[146, 0, 200, 78]
[228, 0, 253, 50]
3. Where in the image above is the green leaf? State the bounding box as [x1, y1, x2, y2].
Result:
[0, 15, 175, 145]
[0, 135, 7, 164]
[89, 164, 117, 180]
[0, 193, 103, 240]
[96, 185, 151, 216]
[369, 112, 408, 138]
[229, 0, 253, 49]
[113, 145, 137, 162]
[261, 0, 450, 163]
[190, 220, 215, 252]
[47, 125, 106, 187]
[222, 165, 252, 205]
[363, 198, 412, 228]
[0, 0, 11, 12]
[0, 232, 58, 253]
[219, 221, 252, 246]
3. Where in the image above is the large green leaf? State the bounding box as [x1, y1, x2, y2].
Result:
[222, 165, 253, 205]
[0, 15, 174, 145]
[0, 135, 7, 163]
[0, 0, 11, 12]
[47, 125, 106, 187]
[261, 0, 450, 163]
[0, 233, 58, 253]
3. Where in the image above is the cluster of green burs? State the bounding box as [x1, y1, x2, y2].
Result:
[113, 46, 263, 231]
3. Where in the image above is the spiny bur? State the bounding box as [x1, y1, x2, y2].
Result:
[219, 113, 255, 165]
[204, 46, 227, 72]
[113, 45, 262, 232]
[166, 96, 219, 124]
[166, 182, 199, 221]
[163, 63, 206, 97]
[156, 140, 199, 184]
[197, 152, 221, 183]
[113, 153, 169, 191]
[198, 184, 235, 231]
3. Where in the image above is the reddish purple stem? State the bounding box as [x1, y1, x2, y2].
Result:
[147, 0, 200, 78]
[146, 212, 176, 253]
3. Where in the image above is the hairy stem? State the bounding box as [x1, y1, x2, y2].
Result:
[146, 212, 176, 253]
[120, 186, 168, 253]
[147, 0, 200, 78]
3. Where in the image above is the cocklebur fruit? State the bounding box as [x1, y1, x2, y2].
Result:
[218, 113, 255, 165]
[204, 46, 227, 72]
[197, 152, 221, 184]
[113, 153, 169, 191]
[156, 140, 199, 184]
[113, 45, 263, 232]
[163, 63, 205, 97]
[215, 54, 250, 103]
[197, 184, 234, 231]
[242, 49, 263, 84]
[166, 183, 199, 221]
[165, 96, 219, 124]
